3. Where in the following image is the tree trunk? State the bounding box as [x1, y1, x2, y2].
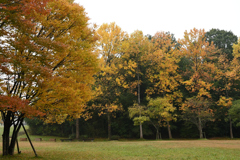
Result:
[2, 122, 10, 155]
[139, 121, 143, 139]
[229, 115, 234, 139]
[8, 119, 23, 155]
[137, 66, 140, 105]
[137, 64, 143, 139]
[167, 121, 172, 139]
[198, 117, 203, 139]
[71, 126, 74, 135]
[2, 111, 24, 156]
[156, 129, 159, 140]
[76, 118, 79, 139]
[226, 92, 233, 139]
[2, 111, 12, 156]
[150, 120, 160, 140]
[107, 111, 111, 140]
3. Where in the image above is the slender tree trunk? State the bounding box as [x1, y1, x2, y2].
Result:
[107, 111, 111, 140]
[167, 121, 172, 139]
[198, 117, 203, 139]
[76, 118, 79, 139]
[225, 91, 233, 139]
[137, 64, 143, 139]
[156, 129, 159, 140]
[229, 115, 233, 139]
[71, 126, 74, 135]
[139, 121, 143, 139]
[150, 120, 160, 140]
[137, 66, 140, 105]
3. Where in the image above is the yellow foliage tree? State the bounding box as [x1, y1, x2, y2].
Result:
[145, 32, 182, 104]
[94, 22, 126, 140]
[34, 0, 98, 122]
[121, 30, 151, 139]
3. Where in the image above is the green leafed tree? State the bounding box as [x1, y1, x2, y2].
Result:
[147, 97, 177, 139]
[128, 103, 149, 139]
[229, 100, 240, 127]
[205, 28, 238, 60]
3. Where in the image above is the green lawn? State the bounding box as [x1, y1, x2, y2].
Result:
[0, 126, 239, 159]
[0, 140, 239, 159]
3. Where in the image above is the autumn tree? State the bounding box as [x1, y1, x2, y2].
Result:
[214, 53, 236, 138]
[145, 32, 182, 105]
[147, 97, 177, 139]
[140, 32, 181, 139]
[181, 97, 213, 138]
[219, 38, 240, 138]
[211, 38, 240, 138]
[0, 0, 53, 155]
[216, 95, 233, 138]
[120, 30, 151, 139]
[0, 0, 98, 155]
[231, 38, 240, 93]
[93, 22, 126, 140]
[179, 28, 218, 138]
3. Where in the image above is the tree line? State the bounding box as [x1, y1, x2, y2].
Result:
[27, 23, 240, 141]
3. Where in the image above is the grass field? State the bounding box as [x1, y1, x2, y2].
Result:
[0, 126, 239, 159]
[0, 140, 239, 159]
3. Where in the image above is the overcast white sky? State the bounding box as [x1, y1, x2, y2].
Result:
[75, 0, 240, 40]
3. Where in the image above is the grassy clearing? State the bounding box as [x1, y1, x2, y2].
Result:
[0, 126, 239, 159]
[0, 140, 239, 159]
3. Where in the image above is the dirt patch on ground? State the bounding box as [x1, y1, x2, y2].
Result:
[18, 141, 60, 147]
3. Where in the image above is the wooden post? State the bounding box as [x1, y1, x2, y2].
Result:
[22, 125, 38, 157]
[16, 138, 21, 154]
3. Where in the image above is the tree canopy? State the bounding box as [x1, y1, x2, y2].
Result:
[0, 0, 98, 155]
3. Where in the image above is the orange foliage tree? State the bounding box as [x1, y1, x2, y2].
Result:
[0, 0, 98, 155]
[179, 28, 218, 138]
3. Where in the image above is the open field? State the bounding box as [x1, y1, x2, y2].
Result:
[0, 140, 240, 159]
[0, 126, 240, 159]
